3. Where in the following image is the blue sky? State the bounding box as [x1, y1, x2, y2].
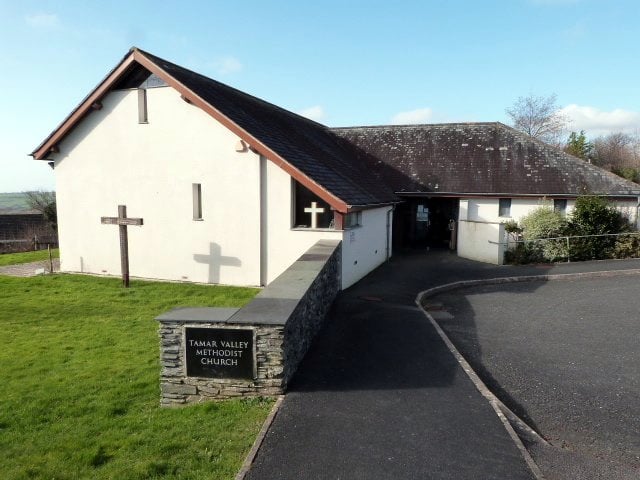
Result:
[1, 0, 638, 192]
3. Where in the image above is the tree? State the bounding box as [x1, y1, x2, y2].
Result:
[564, 130, 593, 160]
[24, 190, 57, 231]
[591, 132, 635, 169]
[506, 93, 568, 145]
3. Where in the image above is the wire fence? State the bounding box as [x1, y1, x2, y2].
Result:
[499, 231, 640, 264]
[0, 235, 58, 253]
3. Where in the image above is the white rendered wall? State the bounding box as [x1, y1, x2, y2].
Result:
[340, 207, 393, 289]
[464, 197, 638, 225]
[457, 220, 506, 265]
[53, 87, 262, 285]
[464, 198, 567, 223]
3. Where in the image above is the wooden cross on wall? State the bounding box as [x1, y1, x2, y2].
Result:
[101, 205, 144, 287]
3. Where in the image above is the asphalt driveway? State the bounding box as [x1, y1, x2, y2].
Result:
[244, 252, 640, 479]
[430, 275, 640, 479]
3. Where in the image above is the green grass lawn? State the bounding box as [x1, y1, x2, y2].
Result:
[0, 274, 271, 480]
[0, 248, 60, 266]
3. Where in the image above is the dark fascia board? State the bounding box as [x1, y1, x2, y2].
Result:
[347, 201, 402, 211]
[31, 48, 351, 213]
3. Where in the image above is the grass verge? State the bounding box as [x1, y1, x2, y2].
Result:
[0, 248, 60, 266]
[0, 274, 271, 479]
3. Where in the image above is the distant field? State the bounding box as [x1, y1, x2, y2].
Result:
[0, 192, 30, 211]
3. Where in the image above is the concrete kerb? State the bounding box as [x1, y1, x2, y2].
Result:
[415, 268, 640, 480]
[235, 395, 285, 480]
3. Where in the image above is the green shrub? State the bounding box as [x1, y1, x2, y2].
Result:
[569, 196, 628, 235]
[505, 197, 638, 264]
[518, 207, 569, 262]
[568, 196, 630, 260]
[613, 233, 640, 259]
[505, 242, 545, 264]
[520, 206, 568, 240]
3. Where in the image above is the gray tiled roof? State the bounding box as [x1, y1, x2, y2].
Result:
[333, 123, 640, 197]
[34, 48, 640, 206]
[139, 50, 398, 208]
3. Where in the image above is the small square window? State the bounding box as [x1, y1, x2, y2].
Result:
[345, 211, 362, 229]
[554, 199, 567, 214]
[498, 198, 511, 217]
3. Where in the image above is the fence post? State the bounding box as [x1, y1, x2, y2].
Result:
[48, 244, 53, 274]
[566, 236, 571, 263]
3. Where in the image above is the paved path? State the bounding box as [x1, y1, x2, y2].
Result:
[430, 277, 640, 480]
[246, 252, 640, 479]
[0, 259, 60, 276]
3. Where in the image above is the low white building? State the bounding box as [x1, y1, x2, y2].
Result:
[32, 48, 640, 282]
[334, 124, 640, 265]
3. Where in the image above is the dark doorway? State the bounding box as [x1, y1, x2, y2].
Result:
[393, 197, 459, 250]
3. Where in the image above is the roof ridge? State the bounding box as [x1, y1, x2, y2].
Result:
[331, 121, 501, 130]
[136, 48, 330, 131]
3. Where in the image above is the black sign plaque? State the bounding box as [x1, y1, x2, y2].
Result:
[184, 327, 255, 379]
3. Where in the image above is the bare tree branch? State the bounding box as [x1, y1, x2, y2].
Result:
[23, 190, 57, 231]
[506, 93, 569, 145]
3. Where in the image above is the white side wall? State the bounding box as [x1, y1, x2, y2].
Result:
[340, 207, 393, 289]
[465, 197, 638, 225]
[464, 197, 574, 223]
[53, 87, 262, 285]
[457, 220, 506, 265]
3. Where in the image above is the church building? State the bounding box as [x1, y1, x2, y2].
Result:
[32, 48, 640, 287]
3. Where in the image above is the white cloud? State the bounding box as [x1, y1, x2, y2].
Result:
[213, 56, 243, 75]
[298, 105, 325, 122]
[25, 12, 60, 28]
[391, 108, 433, 125]
[560, 104, 640, 136]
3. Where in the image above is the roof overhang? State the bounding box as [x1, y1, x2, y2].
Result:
[31, 48, 354, 213]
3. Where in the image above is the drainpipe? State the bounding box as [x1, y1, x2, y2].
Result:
[386, 206, 395, 261]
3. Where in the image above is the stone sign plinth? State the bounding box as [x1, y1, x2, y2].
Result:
[155, 239, 341, 405]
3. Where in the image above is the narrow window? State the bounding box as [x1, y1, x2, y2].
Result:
[498, 198, 511, 217]
[192, 183, 202, 220]
[138, 88, 148, 123]
[345, 211, 362, 229]
[554, 199, 567, 215]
